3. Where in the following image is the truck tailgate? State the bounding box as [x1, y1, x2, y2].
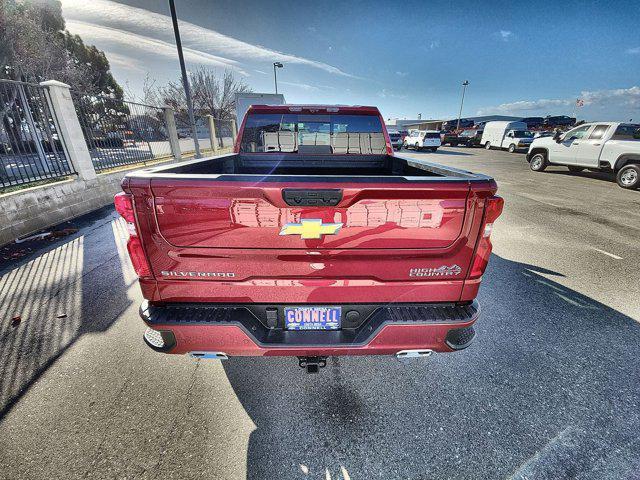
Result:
[129, 177, 492, 303]
[151, 180, 469, 250]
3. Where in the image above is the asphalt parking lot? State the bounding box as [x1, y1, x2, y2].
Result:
[0, 146, 639, 480]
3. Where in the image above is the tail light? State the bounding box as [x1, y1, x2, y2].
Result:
[114, 192, 152, 278]
[468, 195, 504, 279]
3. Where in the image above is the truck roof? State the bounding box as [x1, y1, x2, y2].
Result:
[246, 104, 382, 115]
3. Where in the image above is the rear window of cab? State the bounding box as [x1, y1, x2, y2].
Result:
[240, 113, 385, 153]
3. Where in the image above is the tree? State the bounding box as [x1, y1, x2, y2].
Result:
[0, 0, 123, 97]
[154, 68, 251, 128]
[1, 0, 130, 148]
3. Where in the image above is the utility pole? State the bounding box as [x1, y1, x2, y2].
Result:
[169, 0, 201, 158]
[456, 80, 469, 131]
[273, 62, 283, 94]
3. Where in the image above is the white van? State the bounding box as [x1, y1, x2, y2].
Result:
[481, 121, 534, 153]
[404, 130, 442, 151]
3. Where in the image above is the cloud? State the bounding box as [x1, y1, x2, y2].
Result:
[377, 89, 407, 100]
[279, 81, 320, 91]
[477, 86, 640, 115]
[66, 20, 249, 75]
[478, 98, 572, 115]
[495, 30, 514, 42]
[429, 40, 440, 50]
[60, 0, 357, 78]
[279, 81, 335, 91]
[581, 86, 640, 108]
[254, 69, 268, 75]
[395, 71, 408, 77]
[105, 52, 145, 74]
[626, 46, 640, 55]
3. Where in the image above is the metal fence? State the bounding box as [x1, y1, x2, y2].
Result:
[175, 116, 235, 157]
[0, 79, 75, 190]
[71, 92, 172, 172]
[177, 117, 211, 157]
[211, 117, 235, 149]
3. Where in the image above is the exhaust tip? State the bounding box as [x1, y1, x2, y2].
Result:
[188, 351, 229, 360]
[395, 349, 434, 360]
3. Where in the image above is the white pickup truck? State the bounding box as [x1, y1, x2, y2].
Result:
[527, 122, 640, 189]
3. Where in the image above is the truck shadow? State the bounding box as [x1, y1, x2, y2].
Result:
[0, 207, 133, 419]
[222, 254, 640, 480]
[406, 148, 474, 157]
[544, 167, 621, 185]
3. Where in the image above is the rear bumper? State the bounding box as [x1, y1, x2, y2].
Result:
[139, 300, 480, 357]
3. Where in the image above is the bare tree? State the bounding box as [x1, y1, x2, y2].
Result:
[155, 68, 251, 127]
[124, 73, 159, 106]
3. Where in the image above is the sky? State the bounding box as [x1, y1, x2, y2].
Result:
[59, 0, 640, 122]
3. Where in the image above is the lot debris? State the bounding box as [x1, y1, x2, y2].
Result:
[15, 232, 52, 244]
[15, 227, 78, 244]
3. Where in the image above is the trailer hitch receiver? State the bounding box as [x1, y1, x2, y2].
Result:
[298, 356, 327, 374]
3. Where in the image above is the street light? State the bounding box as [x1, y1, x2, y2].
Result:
[168, 0, 200, 158]
[456, 80, 470, 131]
[273, 62, 283, 94]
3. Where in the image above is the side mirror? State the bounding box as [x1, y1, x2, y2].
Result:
[553, 131, 562, 142]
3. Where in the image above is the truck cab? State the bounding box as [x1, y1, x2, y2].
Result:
[527, 122, 640, 189]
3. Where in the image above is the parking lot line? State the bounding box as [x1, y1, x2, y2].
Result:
[592, 247, 623, 260]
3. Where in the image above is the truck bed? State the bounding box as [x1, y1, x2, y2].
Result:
[141, 152, 485, 181]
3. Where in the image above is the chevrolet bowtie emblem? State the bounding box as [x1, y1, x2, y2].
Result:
[279, 219, 343, 239]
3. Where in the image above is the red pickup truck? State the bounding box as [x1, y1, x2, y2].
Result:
[115, 105, 503, 372]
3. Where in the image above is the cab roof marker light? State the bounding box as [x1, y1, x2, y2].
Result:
[289, 106, 302, 112]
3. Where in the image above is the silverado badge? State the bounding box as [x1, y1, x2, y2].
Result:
[279, 219, 343, 240]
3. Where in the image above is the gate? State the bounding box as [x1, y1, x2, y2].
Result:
[0, 80, 75, 190]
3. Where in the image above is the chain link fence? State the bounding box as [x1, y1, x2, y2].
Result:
[71, 92, 173, 172]
[0, 79, 75, 191]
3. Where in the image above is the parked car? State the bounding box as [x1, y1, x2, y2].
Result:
[441, 131, 462, 146]
[527, 122, 640, 189]
[521, 117, 544, 129]
[533, 131, 554, 138]
[459, 129, 484, 147]
[481, 121, 534, 153]
[115, 104, 503, 372]
[544, 115, 576, 128]
[388, 130, 403, 150]
[404, 129, 442, 151]
[443, 119, 473, 130]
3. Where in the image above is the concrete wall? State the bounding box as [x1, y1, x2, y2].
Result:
[0, 147, 232, 247]
[0, 162, 170, 246]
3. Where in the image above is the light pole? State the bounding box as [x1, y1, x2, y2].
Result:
[273, 62, 283, 94]
[456, 80, 469, 131]
[168, 0, 201, 158]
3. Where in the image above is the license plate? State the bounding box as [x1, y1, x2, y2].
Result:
[284, 306, 341, 330]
